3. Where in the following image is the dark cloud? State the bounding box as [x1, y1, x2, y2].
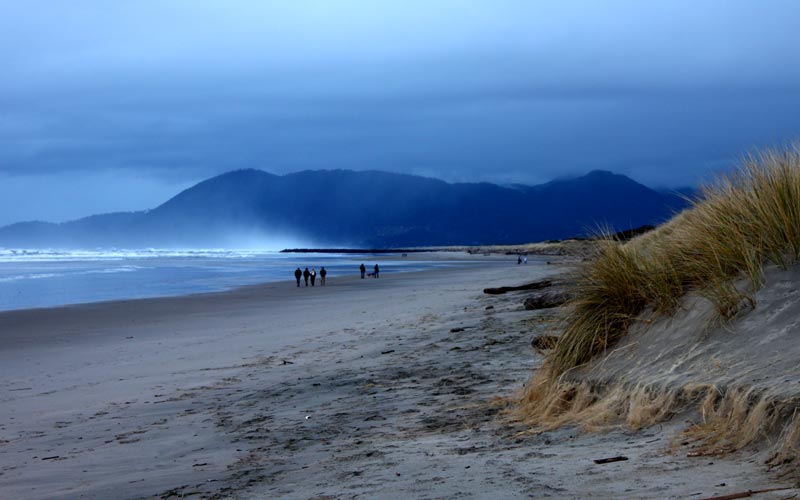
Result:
[1, 1, 800, 225]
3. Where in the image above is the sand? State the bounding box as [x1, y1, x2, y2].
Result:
[563, 264, 800, 395]
[0, 255, 795, 499]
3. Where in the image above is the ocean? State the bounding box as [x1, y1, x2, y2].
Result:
[0, 248, 494, 312]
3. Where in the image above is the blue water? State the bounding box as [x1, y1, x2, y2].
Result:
[0, 249, 488, 311]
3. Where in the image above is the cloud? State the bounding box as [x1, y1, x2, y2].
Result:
[1, 1, 800, 223]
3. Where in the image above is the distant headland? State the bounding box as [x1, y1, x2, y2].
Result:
[0, 169, 690, 249]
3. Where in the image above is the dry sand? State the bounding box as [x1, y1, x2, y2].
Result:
[0, 256, 795, 499]
[565, 264, 800, 397]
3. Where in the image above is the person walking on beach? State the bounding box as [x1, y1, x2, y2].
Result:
[294, 267, 302, 287]
[360, 263, 366, 279]
[517, 255, 522, 265]
[523, 256, 528, 265]
[373, 263, 380, 278]
[320, 267, 327, 286]
[310, 268, 317, 286]
[303, 267, 310, 286]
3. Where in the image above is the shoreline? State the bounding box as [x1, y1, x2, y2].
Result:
[0, 262, 512, 351]
[0, 259, 791, 499]
[0, 251, 521, 314]
[0, 255, 518, 322]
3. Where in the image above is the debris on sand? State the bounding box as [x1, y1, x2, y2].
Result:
[483, 280, 552, 295]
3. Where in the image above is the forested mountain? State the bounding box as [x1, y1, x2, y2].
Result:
[0, 169, 689, 248]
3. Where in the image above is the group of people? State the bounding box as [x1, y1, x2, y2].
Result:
[294, 266, 327, 287]
[293, 262, 382, 287]
[517, 255, 528, 265]
[360, 263, 379, 279]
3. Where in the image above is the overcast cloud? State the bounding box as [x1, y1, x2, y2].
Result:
[1, 0, 800, 225]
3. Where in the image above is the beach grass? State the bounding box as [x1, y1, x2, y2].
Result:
[516, 144, 800, 464]
[548, 144, 800, 376]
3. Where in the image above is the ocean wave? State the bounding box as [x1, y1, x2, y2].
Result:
[0, 265, 145, 282]
[0, 272, 61, 282]
[0, 248, 282, 262]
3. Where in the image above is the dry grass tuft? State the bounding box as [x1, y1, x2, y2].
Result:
[773, 411, 800, 466]
[516, 371, 688, 434]
[549, 144, 800, 376]
[687, 387, 779, 453]
[517, 378, 800, 462]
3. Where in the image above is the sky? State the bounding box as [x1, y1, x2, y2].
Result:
[2, 0, 800, 225]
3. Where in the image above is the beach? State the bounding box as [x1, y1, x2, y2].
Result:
[0, 256, 794, 499]
[0, 249, 497, 312]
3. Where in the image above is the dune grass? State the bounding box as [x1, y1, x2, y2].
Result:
[516, 145, 800, 465]
[548, 144, 800, 376]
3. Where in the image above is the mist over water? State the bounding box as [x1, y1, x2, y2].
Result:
[179, 229, 318, 252]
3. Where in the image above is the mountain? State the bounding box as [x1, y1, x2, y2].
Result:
[0, 169, 690, 248]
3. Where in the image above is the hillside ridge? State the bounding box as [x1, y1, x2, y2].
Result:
[0, 169, 689, 248]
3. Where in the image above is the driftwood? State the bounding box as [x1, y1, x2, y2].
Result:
[593, 456, 628, 464]
[483, 280, 552, 295]
[699, 487, 794, 500]
[523, 291, 570, 310]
